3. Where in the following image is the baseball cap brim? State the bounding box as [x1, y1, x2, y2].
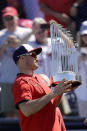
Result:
[3, 13, 17, 17]
[29, 47, 42, 55]
[80, 30, 87, 35]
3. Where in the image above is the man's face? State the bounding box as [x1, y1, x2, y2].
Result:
[3, 15, 18, 30]
[33, 24, 48, 43]
[20, 52, 39, 71]
[82, 35, 87, 45]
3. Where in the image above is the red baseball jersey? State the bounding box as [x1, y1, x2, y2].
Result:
[12, 73, 64, 131]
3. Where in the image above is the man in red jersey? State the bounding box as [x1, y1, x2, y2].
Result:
[39, 0, 84, 27]
[12, 43, 73, 131]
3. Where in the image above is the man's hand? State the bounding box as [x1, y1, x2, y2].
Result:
[70, 6, 78, 17]
[55, 13, 71, 25]
[52, 79, 72, 97]
[51, 80, 81, 93]
[5, 35, 21, 48]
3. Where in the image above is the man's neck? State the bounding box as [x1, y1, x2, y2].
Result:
[7, 26, 17, 32]
[19, 69, 33, 76]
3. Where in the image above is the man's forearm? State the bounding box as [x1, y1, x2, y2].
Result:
[19, 92, 55, 117]
[19, 80, 72, 117]
[39, 3, 60, 18]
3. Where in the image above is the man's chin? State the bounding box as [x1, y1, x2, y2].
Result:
[34, 65, 39, 70]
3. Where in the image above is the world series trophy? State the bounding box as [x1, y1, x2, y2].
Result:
[50, 22, 81, 87]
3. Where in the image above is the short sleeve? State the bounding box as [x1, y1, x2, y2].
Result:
[12, 80, 32, 106]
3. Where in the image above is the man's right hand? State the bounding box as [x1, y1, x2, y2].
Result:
[52, 79, 72, 97]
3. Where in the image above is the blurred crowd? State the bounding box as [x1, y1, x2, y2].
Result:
[0, 0, 87, 122]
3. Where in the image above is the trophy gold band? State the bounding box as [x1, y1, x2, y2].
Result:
[50, 22, 81, 87]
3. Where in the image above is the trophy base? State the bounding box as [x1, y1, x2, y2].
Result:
[53, 71, 81, 87]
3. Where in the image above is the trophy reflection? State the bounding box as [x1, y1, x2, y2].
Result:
[50, 23, 81, 87]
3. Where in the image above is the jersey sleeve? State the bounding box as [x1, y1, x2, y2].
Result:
[12, 79, 33, 108]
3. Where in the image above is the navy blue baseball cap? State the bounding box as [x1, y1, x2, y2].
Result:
[80, 21, 87, 35]
[13, 44, 42, 64]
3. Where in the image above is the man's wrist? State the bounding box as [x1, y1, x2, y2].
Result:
[49, 91, 57, 99]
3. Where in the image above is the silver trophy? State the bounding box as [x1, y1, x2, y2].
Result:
[50, 23, 81, 87]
